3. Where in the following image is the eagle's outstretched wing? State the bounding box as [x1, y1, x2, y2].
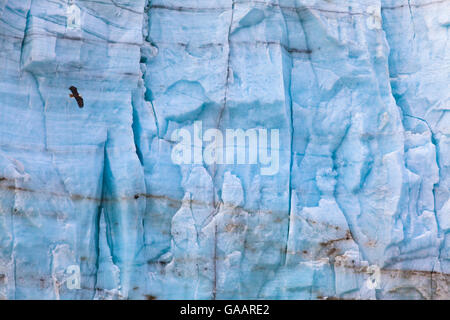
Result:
[75, 96, 84, 108]
[69, 86, 78, 96]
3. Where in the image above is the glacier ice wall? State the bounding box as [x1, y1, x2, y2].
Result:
[0, 0, 448, 299]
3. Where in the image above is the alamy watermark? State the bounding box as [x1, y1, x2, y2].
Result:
[365, 265, 381, 290]
[171, 121, 280, 176]
[66, 0, 81, 31]
[66, 265, 81, 290]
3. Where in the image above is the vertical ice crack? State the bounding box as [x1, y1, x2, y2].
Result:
[19, 1, 48, 150]
[212, 222, 218, 300]
[11, 195, 16, 300]
[210, 0, 235, 207]
[209, 0, 235, 298]
[407, 0, 417, 39]
[149, 100, 160, 138]
[141, 1, 160, 140]
[12, 2, 32, 299]
[279, 2, 294, 267]
[215, 0, 235, 130]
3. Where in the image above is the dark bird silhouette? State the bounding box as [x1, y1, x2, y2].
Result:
[69, 86, 84, 108]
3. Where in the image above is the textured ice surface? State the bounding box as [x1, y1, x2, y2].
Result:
[0, 0, 448, 299]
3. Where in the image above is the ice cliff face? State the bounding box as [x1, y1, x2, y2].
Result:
[0, 0, 448, 300]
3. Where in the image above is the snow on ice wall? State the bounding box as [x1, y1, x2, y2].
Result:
[0, 0, 448, 299]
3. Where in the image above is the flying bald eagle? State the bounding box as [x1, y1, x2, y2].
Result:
[69, 86, 84, 108]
